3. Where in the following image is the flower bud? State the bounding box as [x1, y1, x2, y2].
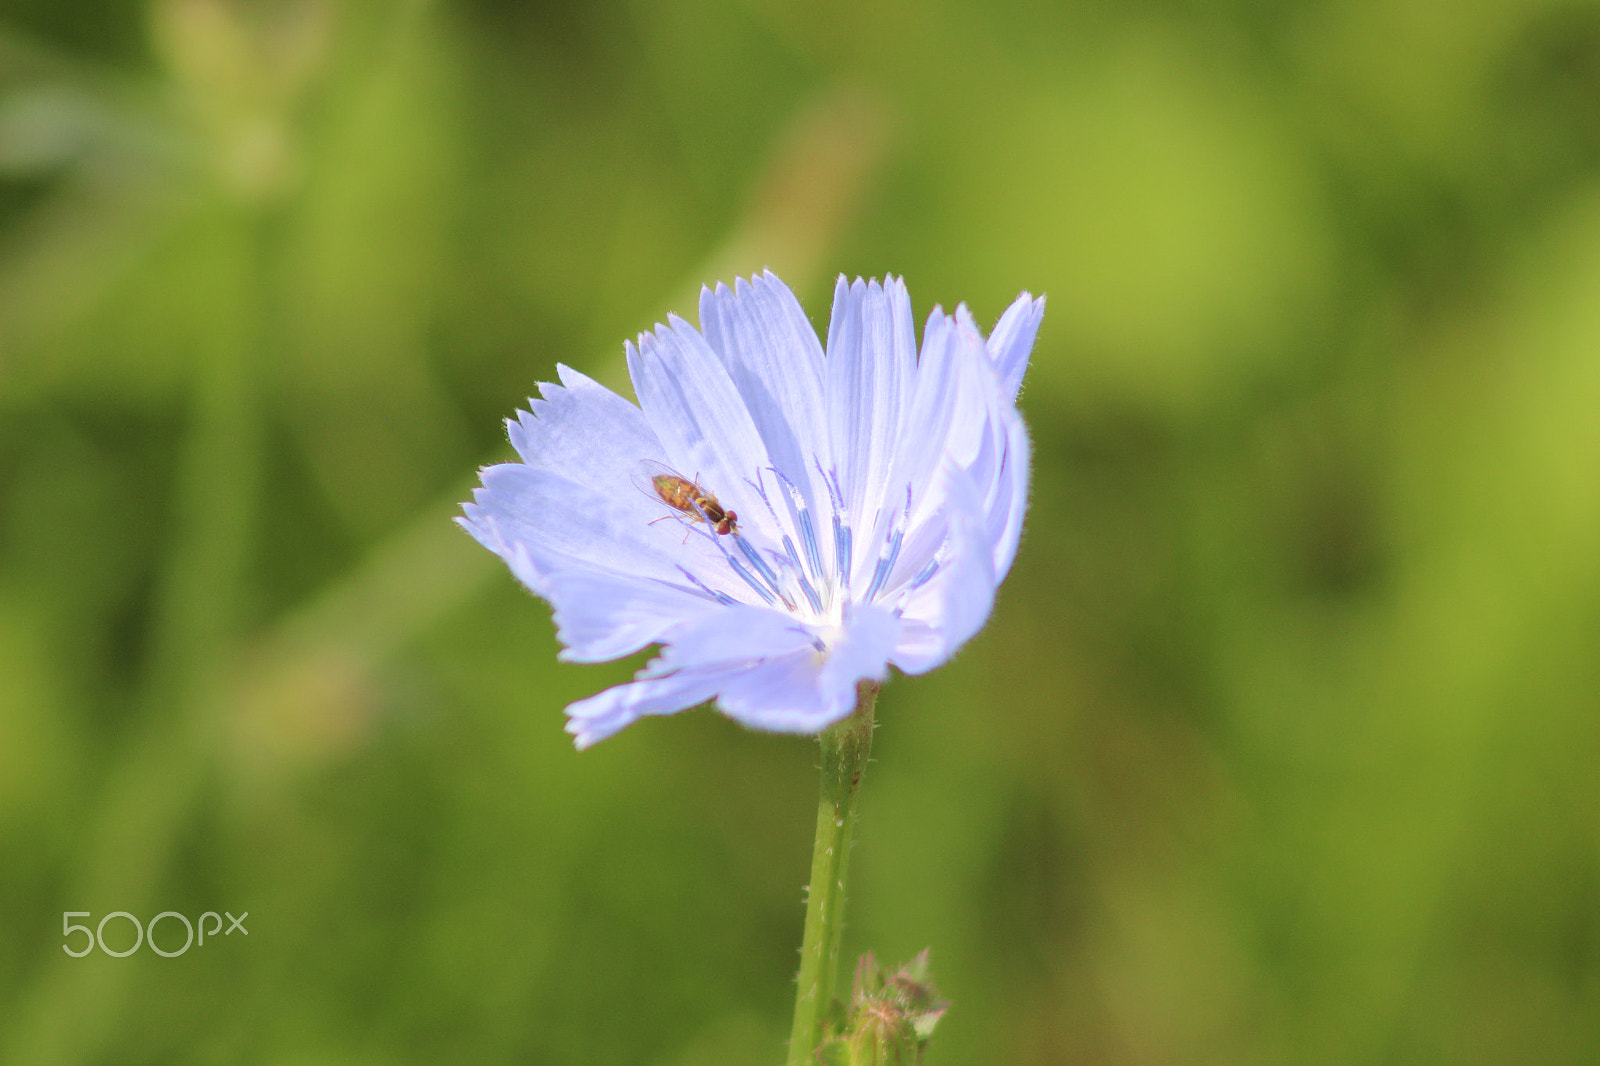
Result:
[814, 950, 947, 1065]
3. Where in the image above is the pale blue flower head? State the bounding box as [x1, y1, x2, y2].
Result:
[460, 272, 1042, 748]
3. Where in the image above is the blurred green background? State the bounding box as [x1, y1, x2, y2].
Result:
[2, 0, 1599, 1062]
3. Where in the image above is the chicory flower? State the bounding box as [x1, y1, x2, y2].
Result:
[460, 272, 1041, 748]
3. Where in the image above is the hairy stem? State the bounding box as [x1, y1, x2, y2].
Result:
[787, 681, 879, 1064]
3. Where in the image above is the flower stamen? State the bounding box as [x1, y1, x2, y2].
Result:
[734, 532, 795, 610]
[833, 514, 853, 592]
[862, 528, 903, 603]
[727, 555, 777, 604]
[675, 564, 738, 606]
[780, 535, 826, 614]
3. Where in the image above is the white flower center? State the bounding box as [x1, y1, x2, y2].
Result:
[665, 458, 935, 631]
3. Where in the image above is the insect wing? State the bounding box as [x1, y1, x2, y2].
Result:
[631, 460, 738, 536]
[629, 460, 674, 502]
[632, 460, 702, 526]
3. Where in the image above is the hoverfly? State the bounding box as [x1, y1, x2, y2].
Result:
[636, 461, 740, 537]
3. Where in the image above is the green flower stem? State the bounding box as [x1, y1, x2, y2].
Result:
[787, 680, 879, 1065]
